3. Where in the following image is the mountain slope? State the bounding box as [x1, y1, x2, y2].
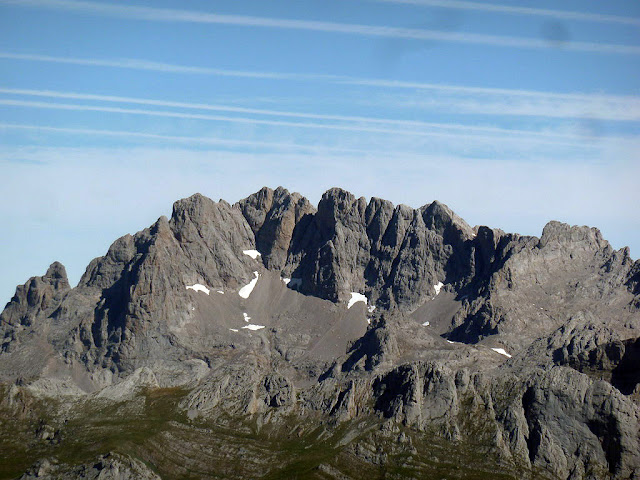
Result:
[1, 187, 638, 479]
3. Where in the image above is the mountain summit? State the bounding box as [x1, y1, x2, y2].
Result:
[1, 187, 639, 479]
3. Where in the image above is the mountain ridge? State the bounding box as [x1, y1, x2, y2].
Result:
[1, 186, 638, 480]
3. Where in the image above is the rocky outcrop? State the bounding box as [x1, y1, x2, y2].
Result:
[520, 367, 640, 479]
[371, 362, 640, 479]
[342, 317, 398, 372]
[19, 453, 160, 480]
[237, 186, 315, 270]
[282, 187, 476, 310]
[445, 221, 638, 350]
[1, 262, 69, 331]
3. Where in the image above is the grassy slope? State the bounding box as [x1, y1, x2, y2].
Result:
[0, 385, 546, 480]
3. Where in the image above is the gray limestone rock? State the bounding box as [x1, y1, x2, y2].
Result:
[1, 186, 639, 480]
[237, 186, 315, 270]
[1, 261, 70, 330]
[18, 453, 160, 480]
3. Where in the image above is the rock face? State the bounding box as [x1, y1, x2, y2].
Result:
[1, 186, 639, 480]
[18, 453, 161, 480]
[1, 262, 70, 331]
[238, 186, 316, 270]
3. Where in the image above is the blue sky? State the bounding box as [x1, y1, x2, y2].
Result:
[0, 0, 639, 305]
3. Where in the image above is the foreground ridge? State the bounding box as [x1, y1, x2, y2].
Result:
[1, 186, 639, 479]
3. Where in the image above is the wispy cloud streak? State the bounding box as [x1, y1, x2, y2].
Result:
[2, 0, 639, 54]
[0, 96, 610, 146]
[0, 52, 340, 81]
[360, 0, 640, 27]
[0, 123, 371, 154]
[8, 86, 631, 134]
[2, 53, 640, 121]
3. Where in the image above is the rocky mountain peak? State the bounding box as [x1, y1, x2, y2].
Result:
[538, 220, 609, 252]
[43, 261, 70, 291]
[421, 199, 475, 244]
[236, 186, 275, 233]
[1, 187, 638, 480]
[315, 187, 367, 233]
[1, 261, 70, 329]
[237, 186, 315, 269]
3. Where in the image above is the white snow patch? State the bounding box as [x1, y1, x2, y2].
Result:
[242, 324, 265, 331]
[186, 283, 210, 295]
[243, 312, 251, 322]
[422, 321, 430, 326]
[347, 292, 368, 309]
[191, 307, 195, 311]
[217, 290, 224, 294]
[491, 348, 512, 358]
[229, 328, 239, 332]
[238, 271, 259, 299]
[282, 277, 291, 285]
[367, 318, 371, 325]
[433, 282, 444, 295]
[367, 304, 376, 313]
[243, 249, 261, 260]
[447, 340, 454, 344]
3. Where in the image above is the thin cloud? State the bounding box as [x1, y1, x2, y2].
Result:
[5, 52, 640, 120]
[361, 91, 640, 122]
[0, 127, 589, 171]
[0, 52, 340, 81]
[360, 0, 640, 27]
[3, 51, 640, 122]
[0, 123, 372, 154]
[0, 97, 608, 147]
[5, 86, 628, 136]
[3, 0, 640, 54]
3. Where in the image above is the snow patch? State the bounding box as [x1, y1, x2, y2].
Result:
[422, 321, 430, 326]
[433, 282, 444, 295]
[238, 271, 259, 299]
[367, 304, 376, 313]
[491, 348, 512, 358]
[367, 318, 371, 325]
[447, 340, 454, 344]
[229, 328, 239, 332]
[347, 292, 368, 309]
[282, 277, 291, 285]
[242, 324, 265, 331]
[217, 290, 224, 294]
[243, 312, 251, 322]
[186, 284, 210, 295]
[243, 249, 261, 260]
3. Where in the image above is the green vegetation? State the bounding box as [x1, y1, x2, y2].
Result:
[0, 385, 544, 479]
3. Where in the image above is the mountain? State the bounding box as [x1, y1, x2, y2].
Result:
[1, 186, 638, 480]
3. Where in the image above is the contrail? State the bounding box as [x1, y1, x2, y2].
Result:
[2, 0, 639, 54]
[0, 52, 340, 81]
[0, 123, 374, 154]
[0, 91, 609, 141]
[2, 53, 639, 121]
[359, 0, 640, 27]
[0, 98, 606, 147]
[0, 86, 491, 127]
